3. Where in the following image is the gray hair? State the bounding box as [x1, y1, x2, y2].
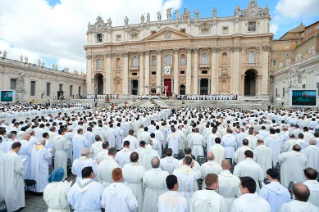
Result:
[151, 156, 160, 168]
[7, 133, 15, 139]
[81, 147, 90, 156]
[309, 138, 317, 146]
[207, 152, 215, 161]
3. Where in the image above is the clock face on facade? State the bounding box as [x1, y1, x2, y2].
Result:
[164, 66, 170, 75]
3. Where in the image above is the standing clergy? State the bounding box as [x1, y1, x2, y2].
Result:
[259, 169, 290, 212]
[102, 168, 138, 212]
[278, 144, 308, 188]
[106, 124, 116, 148]
[71, 147, 97, 182]
[72, 128, 88, 161]
[18, 132, 33, 180]
[160, 148, 179, 174]
[200, 152, 222, 189]
[97, 147, 120, 187]
[123, 152, 146, 212]
[234, 139, 253, 164]
[233, 150, 264, 192]
[264, 128, 281, 167]
[167, 128, 180, 155]
[68, 166, 105, 212]
[123, 130, 139, 151]
[158, 175, 188, 212]
[1, 142, 25, 212]
[279, 183, 319, 212]
[115, 141, 132, 167]
[95, 141, 109, 164]
[218, 160, 241, 212]
[90, 135, 103, 159]
[31, 138, 53, 193]
[190, 173, 226, 212]
[302, 138, 319, 172]
[139, 142, 159, 170]
[142, 157, 169, 212]
[230, 177, 271, 212]
[210, 137, 225, 164]
[115, 123, 124, 150]
[93, 123, 108, 142]
[303, 168, 319, 207]
[188, 128, 205, 160]
[173, 156, 201, 207]
[255, 139, 273, 176]
[53, 128, 70, 179]
[221, 128, 237, 163]
[43, 167, 71, 212]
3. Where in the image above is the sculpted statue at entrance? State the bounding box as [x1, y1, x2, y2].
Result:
[147, 13, 150, 23]
[166, 8, 172, 20]
[124, 16, 129, 25]
[141, 14, 145, 23]
[156, 11, 162, 21]
[174, 10, 179, 20]
[194, 9, 199, 20]
[213, 7, 217, 18]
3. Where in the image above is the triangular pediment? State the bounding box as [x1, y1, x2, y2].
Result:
[143, 27, 193, 42]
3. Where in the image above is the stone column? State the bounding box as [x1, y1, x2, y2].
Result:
[210, 47, 218, 94]
[173, 48, 179, 95]
[86, 55, 93, 94]
[0, 71, 3, 89]
[232, 46, 242, 95]
[105, 53, 112, 94]
[139, 51, 144, 95]
[193, 48, 199, 94]
[144, 51, 150, 94]
[156, 50, 162, 93]
[186, 48, 192, 94]
[122, 53, 129, 94]
[261, 45, 270, 96]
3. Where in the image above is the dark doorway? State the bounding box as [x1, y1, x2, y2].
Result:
[200, 78, 209, 95]
[131, 80, 138, 95]
[179, 85, 185, 95]
[244, 70, 256, 96]
[95, 74, 103, 95]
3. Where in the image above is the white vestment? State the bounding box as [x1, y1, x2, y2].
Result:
[142, 168, 169, 212]
[200, 161, 222, 189]
[230, 194, 271, 212]
[218, 170, 241, 212]
[115, 148, 132, 167]
[234, 146, 253, 164]
[233, 158, 264, 192]
[259, 182, 291, 212]
[101, 182, 138, 212]
[123, 135, 139, 151]
[278, 151, 307, 188]
[31, 145, 53, 192]
[67, 179, 105, 212]
[265, 134, 282, 166]
[190, 189, 226, 212]
[160, 156, 179, 174]
[303, 180, 319, 207]
[139, 144, 160, 170]
[93, 127, 108, 142]
[158, 191, 188, 212]
[71, 156, 98, 182]
[167, 133, 180, 155]
[94, 149, 109, 164]
[97, 156, 120, 187]
[43, 181, 71, 212]
[210, 144, 225, 164]
[207, 134, 218, 150]
[18, 139, 33, 179]
[53, 135, 70, 179]
[72, 134, 88, 162]
[123, 162, 146, 212]
[279, 200, 319, 212]
[255, 145, 273, 176]
[90, 141, 103, 158]
[302, 145, 319, 172]
[106, 128, 116, 148]
[188, 133, 205, 159]
[1, 151, 25, 211]
[221, 134, 237, 160]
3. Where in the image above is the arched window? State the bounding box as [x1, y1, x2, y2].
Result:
[222, 53, 227, 64]
[248, 51, 255, 63]
[132, 56, 138, 67]
[152, 56, 156, 67]
[180, 54, 186, 66]
[116, 58, 121, 68]
[201, 53, 208, 64]
[165, 54, 171, 65]
[97, 59, 102, 69]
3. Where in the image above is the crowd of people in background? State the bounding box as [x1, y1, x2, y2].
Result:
[177, 94, 238, 100]
[0, 105, 319, 212]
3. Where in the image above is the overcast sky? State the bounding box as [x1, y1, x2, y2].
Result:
[0, 0, 318, 73]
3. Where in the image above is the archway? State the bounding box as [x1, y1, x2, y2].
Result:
[200, 79, 209, 95]
[244, 70, 256, 96]
[94, 73, 104, 95]
[179, 84, 185, 95]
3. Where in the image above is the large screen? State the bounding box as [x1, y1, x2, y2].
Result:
[290, 90, 317, 107]
[0, 91, 14, 102]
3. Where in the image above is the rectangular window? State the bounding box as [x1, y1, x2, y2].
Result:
[132, 72, 137, 76]
[96, 34, 102, 42]
[272, 60, 277, 66]
[46, 83, 51, 96]
[316, 25, 319, 30]
[301, 33, 304, 37]
[152, 57, 156, 67]
[302, 84, 306, 88]
[202, 70, 208, 74]
[78, 87, 81, 96]
[31, 81, 36, 96]
[282, 87, 285, 97]
[131, 33, 138, 40]
[116, 35, 121, 41]
[180, 29, 186, 33]
[307, 28, 312, 34]
[222, 26, 229, 34]
[248, 22, 256, 32]
[70, 85, 73, 96]
[180, 71, 185, 74]
[10, 79, 17, 90]
[200, 28, 209, 35]
[151, 71, 156, 75]
[59, 84, 63, 91]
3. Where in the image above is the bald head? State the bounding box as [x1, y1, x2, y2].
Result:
[23, 133, 31, 141]
[207, 152, 215, 161]
[151, 157, 160, 168]
[221, 159, 231, 170]
[309, 138, 317, 146]
[292, 183, 310, 202]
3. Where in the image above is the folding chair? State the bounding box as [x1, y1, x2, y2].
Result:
[197, 156, 206, 165]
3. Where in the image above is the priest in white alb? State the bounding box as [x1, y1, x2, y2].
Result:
[234, 139, 254, 164]
[115, 140, 132, 167]
[97, 147, 120, 187]
[160, 148, 179, 174]
[209, 137, 225, 164]
[303, 167, 319, 207]
[71, 147, 97, 182]
[255, 139, 273, 176]
[72, 128, 89, 161]
[302, 138, 319, 172]
[53, 128, 70, 179]
[188, 128, 205, 160]
[139, 142, 159, 170]
[200, 152, 222, 189]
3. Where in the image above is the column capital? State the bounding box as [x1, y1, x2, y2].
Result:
[86, 55, 92, 59]
[156, 49, 162, 55]
[186, 48, 192, 54]
[210, 47, 220, 53]
[173, 48, 179, 54]
[145, 50, 150, 55]
[193, 48, 199, 53]
[262, 45, 271, 52]
[231, 46, 242, 52]
[139, 51, 145, 56]
[122, 52, 129, 57]
[104, 53, 113, 58]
